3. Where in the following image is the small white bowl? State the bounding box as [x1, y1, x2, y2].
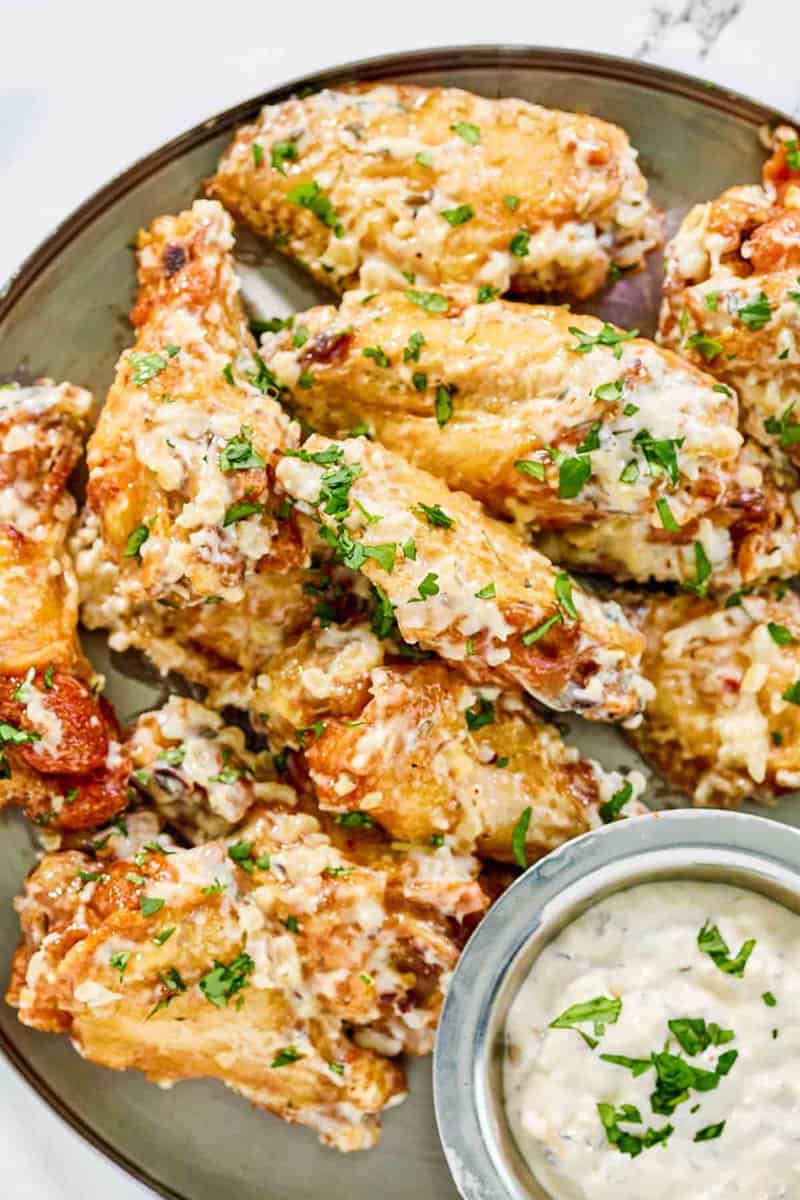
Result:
[433, 809, 800, 1200]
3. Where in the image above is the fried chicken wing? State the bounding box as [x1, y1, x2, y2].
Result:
[83, 199, 304, 610]
[0, 382, 128, 831]
[275, 434, 649, 721]
[129, 696, 295, 842]
[259, 287, 741, 550]
[539, 438, 800, 591]
[659, 127, 800, 469]
[207, 83, 660, 299]
[624, 587, 800, 806]
[305, 660, 644, 862]
[8, 799, 487, 1149]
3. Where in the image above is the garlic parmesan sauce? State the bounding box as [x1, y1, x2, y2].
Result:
[503, 881, 800, 1200]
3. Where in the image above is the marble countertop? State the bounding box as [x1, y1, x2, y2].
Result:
[1, 0, 798, 1194]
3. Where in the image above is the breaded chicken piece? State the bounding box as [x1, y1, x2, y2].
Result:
[0, 382, 128, 831]
[539, 438, 800, 591]
[8, 801, 487, 1150]
[275, 434, 649, 721]
[129, 696, 296, 842]
[207, 83, 660, 299]
[659, 127, 800, 470]
[624, 587, 800, 806]
[305, 660, 645, 863]
[82, 199, 305, 610]
[259, 287, 741, 548]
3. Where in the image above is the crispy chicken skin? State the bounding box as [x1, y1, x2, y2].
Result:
[82, 199, 304, 610]
[275, 434, 650, 721]
[658, 126, 800, 470]
[8, 801, 487, 1150]
[305, 660, 642, 862]
[260, 287, 741, 543]
[0, 382, 128, 831]
[129, 696, 296, 842]
[539, 438, 800, 591]
[624, 587, 800, 806]
[207, 83, 661, 299]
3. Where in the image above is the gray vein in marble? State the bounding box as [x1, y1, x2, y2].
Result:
[637, 0, 744, 59]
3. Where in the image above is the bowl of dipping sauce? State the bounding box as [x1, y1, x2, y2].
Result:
[433, 809, 800, 1200]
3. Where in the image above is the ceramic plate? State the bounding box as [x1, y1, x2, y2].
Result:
[0, 45, 794, 1200]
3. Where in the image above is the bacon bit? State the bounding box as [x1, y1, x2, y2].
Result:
[162, 243, 187, 277]
[301, 329, 354, 366]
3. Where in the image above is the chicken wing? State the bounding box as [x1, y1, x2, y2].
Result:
[258, 287, 741, 551]
[8, 799, 487, 1149]
[82, 198, 304, 610]
[0, 381, 128, 831]
[305, 660, 645, 862]
[207, 83, 660, 299]
[539, 438, 800, 591]
[275, 434, 650, 721]
[624, 586, 800, 806]
[659, 126, 800, 469]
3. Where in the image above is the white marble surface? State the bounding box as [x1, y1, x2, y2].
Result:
[1, 0, 799, 1194]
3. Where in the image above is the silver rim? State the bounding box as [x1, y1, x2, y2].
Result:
[433, 810, 800, 1200]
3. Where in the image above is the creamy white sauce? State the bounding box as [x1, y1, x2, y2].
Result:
[504, 880, 800, 1200]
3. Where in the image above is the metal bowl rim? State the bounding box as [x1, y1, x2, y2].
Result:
[1, 44, 797, 1200]
[433, 809, 800, 1200]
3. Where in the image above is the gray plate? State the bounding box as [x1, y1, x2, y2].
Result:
[0, 45, 795, 1200]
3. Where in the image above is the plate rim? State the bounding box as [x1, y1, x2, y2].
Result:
[0, 42, 795, 1200]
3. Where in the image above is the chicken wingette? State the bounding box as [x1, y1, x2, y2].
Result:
[0, 381, 128, 831]
[624, 586, 800, 807]
[207, 82, 661, 299]
[258, 287, 742, 561]
[275, 434, 650, 721]
[659, 126, 800, 471]
[8, 799, 487, 1150]
[81, 198, 305, 610]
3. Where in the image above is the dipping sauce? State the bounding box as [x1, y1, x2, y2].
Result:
[503, 880, 800, 1200]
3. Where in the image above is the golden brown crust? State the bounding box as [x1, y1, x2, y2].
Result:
[208, 82, 660, 299]
[625, 587, 800, 806]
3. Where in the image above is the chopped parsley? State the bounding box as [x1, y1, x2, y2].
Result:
[451, 121, 480, 144]
[412, 371, 428, 392]
[222, 500, 265, 526]
[416, 572, 439, 599]
[569, 324, 638, 359]
[475, 582, 496, 599]
[404, 288, 449, 314]
[521, 613, 562, 645]
[656, 498, 680, 532]
[557, 453, 591, 499]
[782, 680, 800, 704]
[599, 780, 633, 823]
[765, 402, 800, 447]
[686, 331, 722, 362]
[737, 291, 772, 331]
[694, 1121, 725, 1143]
[550, 996, 622, 1049]
[554, 570, 578, 619]
[415, 151, 433, 168]
[403, 331, 425, 362]
[110, 951, 130, 979]
[252, 143, 264, 167]
[763, 991, 777, 1007]
[684, 541, 713, 597]
[219, 427, 265, 472]
[271, 1046, 303, 1068]
[511, 806, 532, 869]
[600, 1053, 653, 1078]
[158, 745, 185, 767]
[503, 194, 520, 211]
[416, 502, 455, 529]
[476, 284, 500, 304]
[768, 622, 796, 645]
[334, 812, 374, 829]
[292, 325, 309, 348]
[129, 344, 179, 385]
[464, 696, 495, 732]
[286, 180, 343, 237]
[667, 1017, 734, 1055]
[441, 204, 475, 227]
[124, 524, 150, 558]
[435, 384, 454, 427]
[633, 429, 684, 485]
[697, 921, 756, 976]
[140, 897, 165, 917]
[152, 927, 176, 946]
[704, 291, 719, 311]
[514, 459, 546, 481]
[597, 1103, 674, 1158]
[199, 951, 255, 1008]
[363, 345, 391, 367]
[270, 139, 298, 174]
[594, 379, 624, 403]
[509, 229, 530, 257]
